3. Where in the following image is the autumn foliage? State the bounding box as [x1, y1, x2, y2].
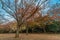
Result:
[1, 0, 60, 38]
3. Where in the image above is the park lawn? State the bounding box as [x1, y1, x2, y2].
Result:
[0, 33, 60, 40]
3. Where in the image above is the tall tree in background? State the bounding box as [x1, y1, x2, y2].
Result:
[0, 0, 48, 38]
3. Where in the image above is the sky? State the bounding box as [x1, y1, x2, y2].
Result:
[0, 0, 60, 24]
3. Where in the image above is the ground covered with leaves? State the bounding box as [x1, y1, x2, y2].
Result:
[0, 34, 60, 40]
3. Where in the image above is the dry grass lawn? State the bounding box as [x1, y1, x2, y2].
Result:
[0, 33, 60, 40]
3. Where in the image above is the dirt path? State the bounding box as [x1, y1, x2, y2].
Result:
[0, 34, 60, 40]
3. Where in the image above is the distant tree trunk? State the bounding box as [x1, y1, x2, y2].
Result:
[26, 24, 29, 35]
[32, 28, 34, 33]
[20, 26, 22, 33]
[43, 27, 46, 33]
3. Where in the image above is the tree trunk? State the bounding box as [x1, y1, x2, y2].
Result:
[15, 25, 20, 38]
[26, 25, 28, 35]
[43, 27, 46, 33]
[32, 28, 34, 33]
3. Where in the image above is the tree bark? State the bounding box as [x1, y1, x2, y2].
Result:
[32, 28, 34, 33]
[15, 25, 20, 38]
[26, 25, 28, 35]
[43, 27, 46, 33]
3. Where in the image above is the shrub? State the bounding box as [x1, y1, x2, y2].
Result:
[46, 21, 60, 33]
